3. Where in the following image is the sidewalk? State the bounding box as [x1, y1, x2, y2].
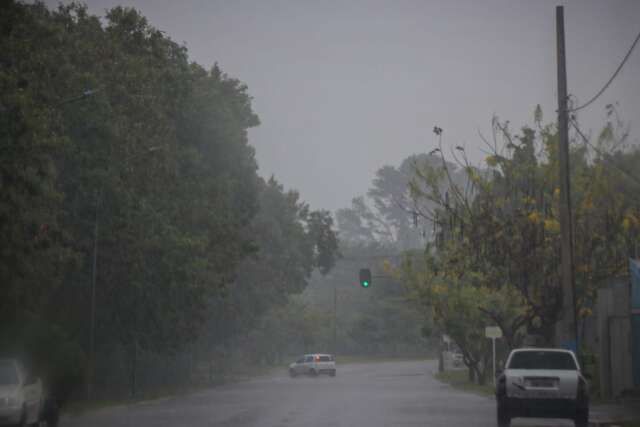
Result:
[589, 400, 640, 426]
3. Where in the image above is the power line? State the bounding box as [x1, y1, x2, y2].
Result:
[568, 29, 640, 113]
[570, 30, 640, 112]
[340, 254, 406, 261]
[570, 118, 640, 188]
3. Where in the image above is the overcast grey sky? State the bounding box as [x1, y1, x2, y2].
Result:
[45, 0, 640, 212]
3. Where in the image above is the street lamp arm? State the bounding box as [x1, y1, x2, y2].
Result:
[55, 88, 100, 107]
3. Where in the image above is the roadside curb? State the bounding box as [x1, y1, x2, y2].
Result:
[589, 420, 639, 427]
[589, 401, 640, 427]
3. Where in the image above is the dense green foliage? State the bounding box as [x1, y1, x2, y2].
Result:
[300, 243, 433, 358]
[321, 158, 438, 358]
[400, 109, 640, 384]
[226, 165, 434, 365]
[1, 1, 338, 401]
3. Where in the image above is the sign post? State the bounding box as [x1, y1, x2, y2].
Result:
[485, 326, 503, 386]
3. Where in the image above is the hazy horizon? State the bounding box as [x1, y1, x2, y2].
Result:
[44, 0, 640, 212]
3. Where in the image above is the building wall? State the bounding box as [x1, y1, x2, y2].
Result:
[597, 282, 633, 399]
[630, 258, 640, 387]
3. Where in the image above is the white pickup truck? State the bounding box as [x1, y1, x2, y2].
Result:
[0, 359, 43, 426]
[495, 348, 589, 427]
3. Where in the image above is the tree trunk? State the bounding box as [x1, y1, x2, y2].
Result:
[476, 365, 486, 385]
[129, 340, 138, 398]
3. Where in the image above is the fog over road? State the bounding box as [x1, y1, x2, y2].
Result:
[63, 360, 574, 427]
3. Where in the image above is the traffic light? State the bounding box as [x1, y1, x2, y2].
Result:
[359, 268, 372, 288]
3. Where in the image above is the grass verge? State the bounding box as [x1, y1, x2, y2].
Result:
[64, 364, 281, 416]
[435, 369, 495, 397]
[63, 383, 211, 416]
[336, 355, 434, 365]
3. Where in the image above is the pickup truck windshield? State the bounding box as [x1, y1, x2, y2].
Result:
[508, 351, 577, 370]
[0, 362, 19, 385]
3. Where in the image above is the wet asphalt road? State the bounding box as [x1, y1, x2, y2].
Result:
[63, 360, 575, 427]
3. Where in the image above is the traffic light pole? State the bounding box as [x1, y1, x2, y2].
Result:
[333, 283, 337, 354]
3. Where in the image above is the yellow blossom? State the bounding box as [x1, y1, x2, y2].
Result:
[576, 264, 590, 273]
[579, 307, 592, 318]
[623, 211, 640, 231]
[544, 218, 561, 234]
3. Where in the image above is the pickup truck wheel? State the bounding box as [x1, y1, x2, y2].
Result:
[33, 398, 45, 427]
[16, 406, 27, 427]
[574, 408, 588, 427]
[496, 403, 510, 427]
[329, 370, 336, 377]
[309, 369, 318, 377]
[42, 397, 59, 427]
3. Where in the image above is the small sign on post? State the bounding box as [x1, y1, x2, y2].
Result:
[485, 326, 502, 339]
[485, 326, 503, 386]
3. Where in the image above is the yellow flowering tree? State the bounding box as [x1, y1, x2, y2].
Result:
[404, 107, 640, 363]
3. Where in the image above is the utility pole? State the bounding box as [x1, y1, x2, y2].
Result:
[55, 88, 99, 400]
[87, 193, 99, 400]
[556, 5, 579, 354]
[85, 146, 163, 400]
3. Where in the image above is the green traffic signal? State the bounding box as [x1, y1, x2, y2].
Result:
[359, 268, 372, 288]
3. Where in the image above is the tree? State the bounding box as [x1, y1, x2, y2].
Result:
[198, 176, 340, 372]
[402, 107, 640, 385]
[0, 0, 72, 331]
[1, 1, 271, 398]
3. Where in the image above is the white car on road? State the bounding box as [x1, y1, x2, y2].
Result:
[495, 348, 589, 427]
[289, 354, 336, 377]
[0, 359, 43, 426]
